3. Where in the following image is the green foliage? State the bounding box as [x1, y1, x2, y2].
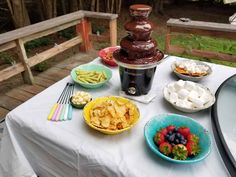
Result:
[0, 52, 16, 65]
[153, 33, 236, 68]
[34, 62, 48, 72]
[58, 28, 75, 39]
[25, 37, 52, 52]
[92, 23, 106, 35]
[171, 34, 236, 55]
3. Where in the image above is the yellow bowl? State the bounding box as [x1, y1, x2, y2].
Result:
[83, 96, 140, 135]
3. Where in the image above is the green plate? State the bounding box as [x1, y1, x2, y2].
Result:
[71, 64, 112, 89]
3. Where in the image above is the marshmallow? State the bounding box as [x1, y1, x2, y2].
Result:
[190, 97, 204, 108]
[167, 84, 176, 93]
[166, 80, 213, 109]
[174, 80, 185, 91]
[175, 60, 209, 74]
[188, 90, 199, 100]
[184, 81, 196, 91]
[178, 89, 189, 99]
[169, 92, 178, 103]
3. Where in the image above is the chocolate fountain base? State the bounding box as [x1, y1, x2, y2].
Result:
[119, 66, 156, 96]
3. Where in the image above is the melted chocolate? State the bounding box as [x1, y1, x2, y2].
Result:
[114, 49, 164, 65]
[120, 36, 157, 59]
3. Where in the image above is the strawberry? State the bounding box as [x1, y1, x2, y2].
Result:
[187, 134, 199, 144]
[159, 128, 168, 136]
[178, 127, 190, 138]
[186, 142, 200, 156]
[154, 132, 165, 145]
[172, 144, 188, 160]
[159, 142, 172, 156]
[166, 125, 176, 132]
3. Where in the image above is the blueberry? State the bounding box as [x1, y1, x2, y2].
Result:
[180, 135, 185, 141]
[182, 140, 187, 145]
[176, 133, 181, 138]
[165, 134, 170, 139]
[168, 131, 173, 135]
[169, 135, 175, 142]
[173, 128, 178, 133]
[171, 143, 176, 146]
[175, 139, 180, 144]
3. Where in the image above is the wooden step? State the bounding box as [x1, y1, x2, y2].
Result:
[34, 77, 56, 88]
[0, 107, 9, 121]
[37, 68, 70, 82]
[18, 84, 45, 95]
[0, 95, 22, 110]
[6, 89, 34, 102]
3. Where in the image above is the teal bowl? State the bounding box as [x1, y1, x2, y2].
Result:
[71, 64, 112, 89]
[144, 114, 211, 164]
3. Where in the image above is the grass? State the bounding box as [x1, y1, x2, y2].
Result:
[152, 32, 236, 67]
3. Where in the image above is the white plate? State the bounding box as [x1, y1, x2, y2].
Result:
[171, 60, 212, 82]
[163, 81, 215, 113]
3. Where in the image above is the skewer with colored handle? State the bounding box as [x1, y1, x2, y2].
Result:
[68, 84, 74, 120]
[47, 83, 68, 120]
[52, 84, 71, 121]
[60, 84, 72, 121]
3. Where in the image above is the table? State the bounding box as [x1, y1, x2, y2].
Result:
[1, 56, 236, 177]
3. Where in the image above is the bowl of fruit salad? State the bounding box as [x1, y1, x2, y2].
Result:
[144, 114, 211, 164]
[99, 46, 120, 67]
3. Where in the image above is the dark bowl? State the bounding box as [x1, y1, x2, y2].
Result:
[70, 96, 92, 109]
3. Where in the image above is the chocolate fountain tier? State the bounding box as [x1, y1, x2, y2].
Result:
[129, 4, 152, 18]
[113, 49, 164, 68]
[125, 20, 153, 41]
[120, 36, 157, 59]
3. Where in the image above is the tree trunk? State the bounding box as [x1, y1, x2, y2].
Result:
[69, 0, 78, 12]
[6, 0, 30, 28]
[78, 0, 83, 10]
[91, 0, 95, 11]
[60, 0, 67, 14]
[96, 0, 99, 12]
[110, 0, 114, 13]
[41, 0, 57, 19]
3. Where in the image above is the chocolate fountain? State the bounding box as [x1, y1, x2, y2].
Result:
[113, 4, 164, 96]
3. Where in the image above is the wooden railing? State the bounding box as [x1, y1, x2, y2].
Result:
[165, 18, 236, 62]
[0, 10, 118, 84]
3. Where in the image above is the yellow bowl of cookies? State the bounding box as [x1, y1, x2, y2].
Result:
[83, 96, 140, 135]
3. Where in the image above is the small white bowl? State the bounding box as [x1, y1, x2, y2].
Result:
[163, 81, 215, 113]
[171, 60, 212, 82]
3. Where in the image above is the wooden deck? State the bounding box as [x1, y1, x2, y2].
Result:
[0, 50, 98, 121]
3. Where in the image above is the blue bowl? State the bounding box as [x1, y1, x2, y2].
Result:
[144, 114, 211, 164]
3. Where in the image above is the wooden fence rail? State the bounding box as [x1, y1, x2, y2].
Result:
[165, 18, 236, 62]
[0, 10, 118, 84]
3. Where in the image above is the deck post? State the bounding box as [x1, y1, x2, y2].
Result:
[16, 39, 34, 84]
[109, 19, 117, 46]
[76, 18, 92, 52]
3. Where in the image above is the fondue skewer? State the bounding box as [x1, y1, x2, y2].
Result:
[47, 83, 69, 120]
[52, 84, 71, 121]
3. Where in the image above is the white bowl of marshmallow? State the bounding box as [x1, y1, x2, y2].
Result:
[163, 80, 215, 113]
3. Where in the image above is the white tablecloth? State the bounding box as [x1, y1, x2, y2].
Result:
[1, 56, 236, 177]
